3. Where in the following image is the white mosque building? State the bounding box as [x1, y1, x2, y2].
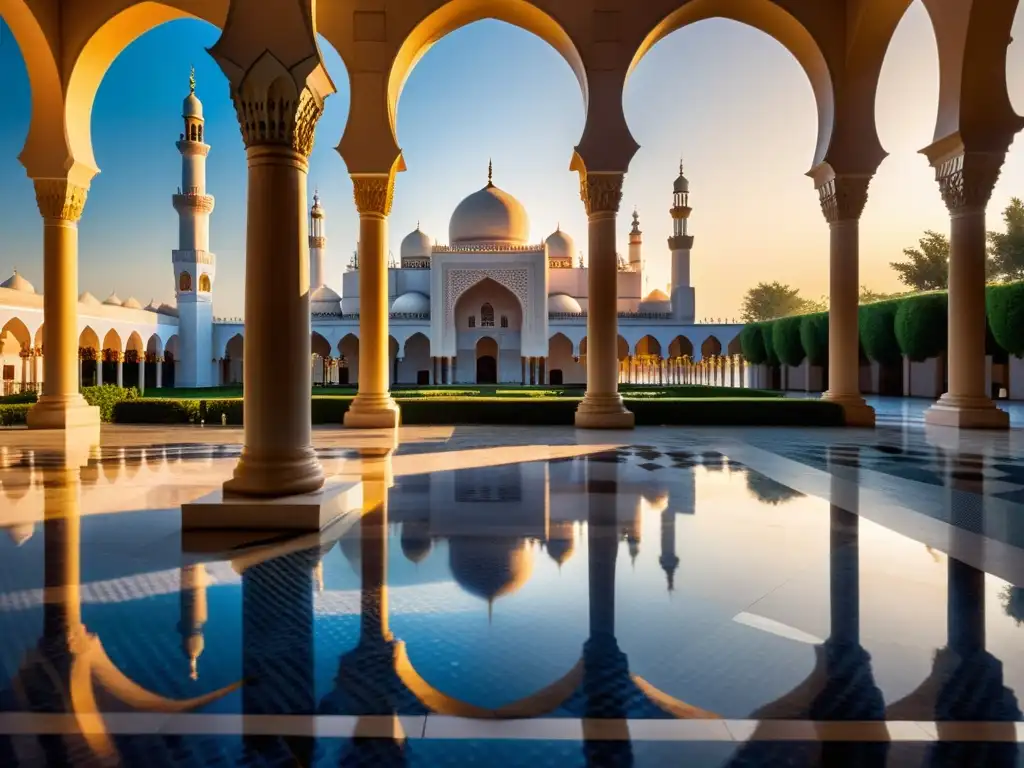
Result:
[0, 77, 741, 394]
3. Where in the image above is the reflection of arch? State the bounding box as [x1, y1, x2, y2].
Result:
[198, 273, 211, 292]
[475, 337, 498, 385]
[178, 271, 192, 293]
[387, 0, 588, 140]
[628, 0, 834, 168]
[701, 336, 722, 358]
[668, 335, 694, 358]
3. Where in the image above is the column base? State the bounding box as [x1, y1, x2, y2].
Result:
[26, 394, 101, 430]
[344, 394, 401, 429]
[223, 445, 325, 498]
[575, 393, 635, 430]
[821, 392, 876, 427]
[183, 478, 362, 532]
[924, 394, 1009, 430]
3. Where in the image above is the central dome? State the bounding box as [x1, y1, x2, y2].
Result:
[448, 163, 529, 246]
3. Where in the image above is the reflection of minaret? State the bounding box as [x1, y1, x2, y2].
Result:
[546, 520, 576, 570]
[658, 510, 679, 592]
[178, 563, 208, 681]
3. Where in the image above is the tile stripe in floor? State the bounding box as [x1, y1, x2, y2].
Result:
[1, 714, 1022, 743]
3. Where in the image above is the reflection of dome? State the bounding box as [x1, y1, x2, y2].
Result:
[311, 284, 342, 315]
[80, 291, 101, 306]
[545, 226, 575, 260]
[122, 296, 143, 309]
[449, 537, 534, 606]
[401, 521, 433, 564]
[546, 521, 575, 566]
[5, 523, 33, 546]
[401, 225, 432, 260]
[391, 291, 430, 315]
[449, 165, 529, 246]
[1, 271, 35, 293]
[548, 293, 583, 314]
[103, 292, 123, 306]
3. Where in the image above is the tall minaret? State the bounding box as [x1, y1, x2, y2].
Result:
[668, 161, 695, 323]
[309, 190, 326, 291]
[628, 207, 643, 274]
[172, 67, 216, 387]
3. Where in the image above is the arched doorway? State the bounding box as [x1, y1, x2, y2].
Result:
[476, 337, 498, 384]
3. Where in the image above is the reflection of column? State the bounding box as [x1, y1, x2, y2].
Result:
[576, 172, 633, 429]
[659, 509, 679, 592]
[925, 148, 1008, 428]
[212, 53, 329, 497]
[345, 175, 401, 429]
[27, 181, 100, 429]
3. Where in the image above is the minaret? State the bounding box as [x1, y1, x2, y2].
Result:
[172, 67, 216, 387]
[309, 190, 326, 291]
[668, 161, 695, 323]
[628, 207, 643, 274]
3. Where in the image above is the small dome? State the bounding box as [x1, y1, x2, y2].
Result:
[311, 190, 324, 218]
[311, 284, 342, 315]
[401, 521, 433, 564]
[640, 288, 671, 313]
[103, 292, 123, 306]
[158, 303, 179, 317]
[5, 523, 34, 547]
[400, 225, 432, 260]
[548, 293, 583, 314]
[546, 522, 575, 566]
[1, 271, 35, 294]
[79, 291, 101, 306]
[643, 288, 670, 302]
[545, 226, 575, 260]
[183, 92, 203, 120]
[449, 164, 529, 246]
[391, 291, 430, 315]
[674, 162, 689, 194]
[122, 296, 143, 309]
[448, 537, 534, 604]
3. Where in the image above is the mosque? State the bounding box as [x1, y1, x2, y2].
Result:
[0, 76, 741, 394]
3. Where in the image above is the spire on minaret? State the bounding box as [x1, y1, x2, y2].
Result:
[487, 158, 494, 187]
[630, 207, 641, 236]
[189, 65, 196, 94]
[628, 206, 643, 272]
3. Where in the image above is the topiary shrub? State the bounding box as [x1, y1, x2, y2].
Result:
[772, 316, 806, 367]
[0, 390, 38, 405]
[740, 324, 767, 364]
[859, 300, 903, 364]
[761, 320, 780, 366]
[986, 280, 1024, 357]
[82, 385, 139, 422]
[895, 293, 948, 362]
[113, 399, 199, 424]
[0, 404, 31, 426]
[799, 312, 829, 366]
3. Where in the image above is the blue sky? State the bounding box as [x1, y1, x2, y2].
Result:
[1, 3, 1023, 319]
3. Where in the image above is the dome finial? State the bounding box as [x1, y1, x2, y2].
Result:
[189, 65, 196, 94]
[679, 158, 684, 176]
[487, 158, 493, 187]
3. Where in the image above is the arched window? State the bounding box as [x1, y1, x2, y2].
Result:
[190, 124, 197, 141]
[481, 303, 495, 327]
[468, 316, 476, 328]
[179, 271, 193, 292]
[500, 315, 508, 329]
[199, 273, 211, 292]
[198, 125, 203, 142]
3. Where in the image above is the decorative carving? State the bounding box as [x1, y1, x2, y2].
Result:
[172, 192, 215, 214]
[401, 258, 431, 270]
[444, 268, 530, 330]
[309, 236, 327, 248]
[352, 175, 395, 217]
[549, 258, 573, 269]
[817, 176, 870, 223]
[578, 172, 623, 217]
[34, 180, 88, 222]
[230, 84, 323, 156]
[934, 152, 1004, 213]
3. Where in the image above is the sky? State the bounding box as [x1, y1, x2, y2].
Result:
[1, 3, 1023, 321]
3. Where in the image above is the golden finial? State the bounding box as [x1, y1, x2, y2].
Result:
[189, 65, 196, 94]
[679, 158, 684, 175]
[487, 158, 493, 187]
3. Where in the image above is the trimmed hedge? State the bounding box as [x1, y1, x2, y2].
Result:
[762, 321, 780, 366]
[0, 404, 31, 426]
[895, 293, 948, 362]
[111, 395, 844, 427]
[858, 300, 902, 364]
[799, 313, 829, 366]
[987, 280, 1024, 357]
[82, 385, 139, 422]
[740, 324, 768, 365]
[0, 391, 38, 405]
[772, 316, 805, 367]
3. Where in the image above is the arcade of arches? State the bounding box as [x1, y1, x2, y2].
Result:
[3, 0, 1022, 500]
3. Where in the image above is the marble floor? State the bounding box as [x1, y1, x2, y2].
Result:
[0, 419, 1023, 767]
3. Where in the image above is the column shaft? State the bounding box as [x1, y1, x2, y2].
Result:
[224, 145, 323, 496]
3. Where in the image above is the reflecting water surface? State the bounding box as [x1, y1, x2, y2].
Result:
[0, 440, 1022, 766]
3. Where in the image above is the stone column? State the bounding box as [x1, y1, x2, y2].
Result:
[27, 180, 99, 429]
[156, 359, 163, 389]
[924, 148, 1008, 428]
[116, 358, 123, 388]
[210, 46, 332, 497]
[576, 173, 633, 428]
[138, 359, 145, 395]
[814, 171, 875, 427]
[345, 176, 400, 428]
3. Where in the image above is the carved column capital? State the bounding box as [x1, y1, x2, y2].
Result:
[34, 180, 88, 222]
[578, 171, 624, 217]
[351, 174, 395, 217]
[816, 176, 871, 224]
[933, 151, 1004, 214]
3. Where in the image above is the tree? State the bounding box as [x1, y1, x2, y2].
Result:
[740, 282, 815, 322]
[859, 286, 898, 304]
[988, 197, 1024, 281]
[890, 231, 949, 290]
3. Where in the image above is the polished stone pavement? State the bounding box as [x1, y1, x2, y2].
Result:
[0, 420, 1022, 767]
